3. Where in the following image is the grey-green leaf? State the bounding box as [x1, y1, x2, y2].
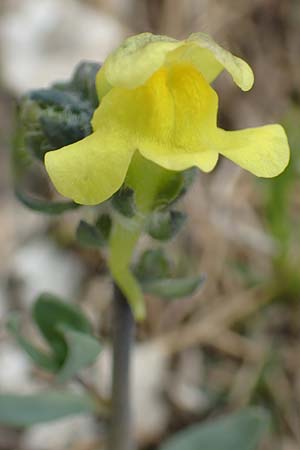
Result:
[15, 189, 79, 215]
[56, 328, 101, 383]
[159, 407, 270, 450]
[111, 187, 136, 218]
[0, 391, 96, 427]
[135, 248, 171, 281]
[33, 293, 92, 363]
[143, 275, 205, 299]
[95, 213, 112, 242]
[147, 210, 187, 241]
[7, 314, 58, 372]
[76, 220, 105, 248]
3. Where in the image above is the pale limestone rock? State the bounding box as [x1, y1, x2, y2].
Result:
[0, 0, 125, 93]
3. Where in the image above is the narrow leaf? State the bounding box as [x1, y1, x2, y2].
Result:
[33, 293, 92, 363]
[0, 391, 96, 427]
[15, 188, 79, 215]
[159, 407, 270, 450]
[143, 275, 205, 299]
[7, 314, 58, 372]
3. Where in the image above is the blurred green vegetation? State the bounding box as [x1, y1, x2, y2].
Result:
[262, 104, 300, 301]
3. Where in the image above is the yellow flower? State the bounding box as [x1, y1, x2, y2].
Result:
[45, 32, 290, 206]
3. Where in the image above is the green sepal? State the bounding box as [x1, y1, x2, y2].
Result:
[111, 186, 136, 218]
[126, 152, 183, 213]
[76, 220, 106, 248]
[147, 210, 187, 241]
[0, 391, 97, 427]
[142, 275, 205, 299]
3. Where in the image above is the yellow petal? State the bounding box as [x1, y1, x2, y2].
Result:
[137, 63, 219, 171]
[98, 32, 181, 92]
[93, 62, 220, 173]
[186, 33, 254, 90]
[140, 146, 219, 172]
[166, 42, 223, 85]
[96, 66, 112, 99]
[45, 129, 134, 205]
[216, 124, 290, 177]
[93, 55, 288, 184]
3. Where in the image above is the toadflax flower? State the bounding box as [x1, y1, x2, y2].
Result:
[45, 32, 290, 206]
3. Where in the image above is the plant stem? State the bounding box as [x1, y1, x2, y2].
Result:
[109, 220, 145, 320]
[109, 283, 135, 450]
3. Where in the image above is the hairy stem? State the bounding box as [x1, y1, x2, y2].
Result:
[109, 283, 135, 450]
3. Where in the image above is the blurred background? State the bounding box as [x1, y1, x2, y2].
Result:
[0, 0, 300, 449]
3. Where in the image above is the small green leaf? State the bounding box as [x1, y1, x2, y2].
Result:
[76, 220, 105, 248]
[56, 328, 101, 383]
[135, 249, 171, 281]
[9, 297, 100, 379]
[15, 188, 80, 215]
[142, 275, 205, 299]
[112, 187, 136, 217]
[33, 293, 92, 364]
[7, 314, 59, 372]
[0, 391, 96, 427]
[159, 407, 270, 450]
[95, 213, 112, 242]
[147, 210, 187, 241]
